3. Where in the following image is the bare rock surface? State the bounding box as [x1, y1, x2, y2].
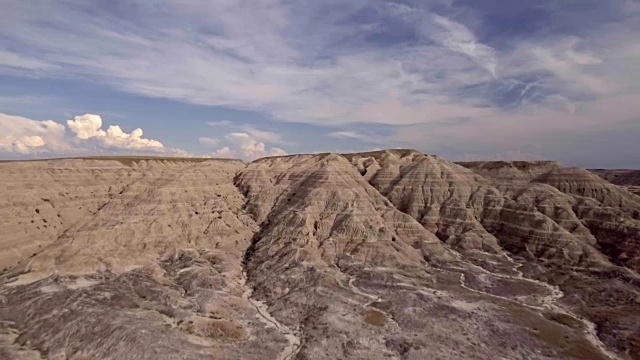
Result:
[0, 152, 639, 359]
[344, 150, 503, 254]
[592, 169, 640, 196]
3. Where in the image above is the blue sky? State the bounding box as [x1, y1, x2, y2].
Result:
[1, 0, 639, 167]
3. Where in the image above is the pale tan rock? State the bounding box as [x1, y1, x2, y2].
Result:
[11, 159, 252, 283]
[345, 150, 504, 253]
[0, 153, 638, 360]
[462, 160, 640, 271]
[0, 160, 137, 271]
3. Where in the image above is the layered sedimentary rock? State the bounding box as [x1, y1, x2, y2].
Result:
[344, 150, 503, 254]
[0, 152, 639, 360]
[348, 152, 607, 267]
[592, 169, 640, 196]
[460, 159, 640, 356]
[234, 154, 455, 358]
[0, 159, 136, 271]
[458, 162, 640, 271]
[1, 159, 293, 360]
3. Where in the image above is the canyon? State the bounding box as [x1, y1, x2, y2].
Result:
[0, 150, 639, 359]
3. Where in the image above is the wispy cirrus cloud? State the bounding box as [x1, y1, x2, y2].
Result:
[429, 14, 498, 78]
[0, 0, 639, 165]
[198, 137, 220, 147]
[206, 121, 234, 127]
[327, 130, 391, 145]
[0, 49, 54, 71]
[0, 1, 554, 125]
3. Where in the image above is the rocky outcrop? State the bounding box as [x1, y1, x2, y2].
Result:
[0, 153, 639, 359]
[457, 160, 562, 184]
[592, 169, 640, 196]
[0, 159, 135, 271]
[235, 153, 453, 358]
[461, 160, 640, 358]
[348, 151, 608, 268]
[345, 150, 504, 254]
[533, 167, 640, 213]
[460, 162, 640, 271]
[0, 159, 296, 360]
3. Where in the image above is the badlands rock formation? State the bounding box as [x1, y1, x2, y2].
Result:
[0, 151, 639, 359]
[592, 169, 640, 196]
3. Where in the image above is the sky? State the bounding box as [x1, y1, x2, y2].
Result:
[1, 0, 639, 167]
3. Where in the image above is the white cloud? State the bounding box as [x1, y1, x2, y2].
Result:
[0, 2, 635, 131]
[213, 146, 233, 157]
[505, 37, 615, 96]
[67, 114, 106, 140]
[328, 131, 366, 140]
[0, 49, 55, 71]
[0, 1, 639, 165]
[204, 122, 289, 159]
[207, 121, 289, 145]
[391, 93, 640, 157]
[102, 125, 163, 149]
[327, 130, 389, 144]
[0, 113, 67, 154]
[206, 120, 233, 127]
[239, 125, 288, 145]
[199, 136, 220, 146]
[0, 2, 503, 128]
[227, 132, 284, 159]
[213, 132, 287, 160]
[0, 112, 185, 157]
[270, 147, 288, 157]
[67, 114, 163, 149]
[0, 95, 47, 107]
[429, 15, 498, 78]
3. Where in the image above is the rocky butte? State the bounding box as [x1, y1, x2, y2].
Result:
[0, 149, 639, 359]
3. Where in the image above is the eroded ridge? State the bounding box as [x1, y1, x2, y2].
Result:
[0, 152, 639, 359]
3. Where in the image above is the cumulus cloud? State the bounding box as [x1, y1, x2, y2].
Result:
[66, 114, 105, 139]
[67, 114, 163, 149]
[213, 146, 233, 157]
[0, 112, 184, 157]
[203, 122, 290, 159]
[218, 132, 287, 160]
[270, 147, 288, 157]
[207, 121, 289, 145]
[209, 132, 286, 160]
[0, 113, 67, 154]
